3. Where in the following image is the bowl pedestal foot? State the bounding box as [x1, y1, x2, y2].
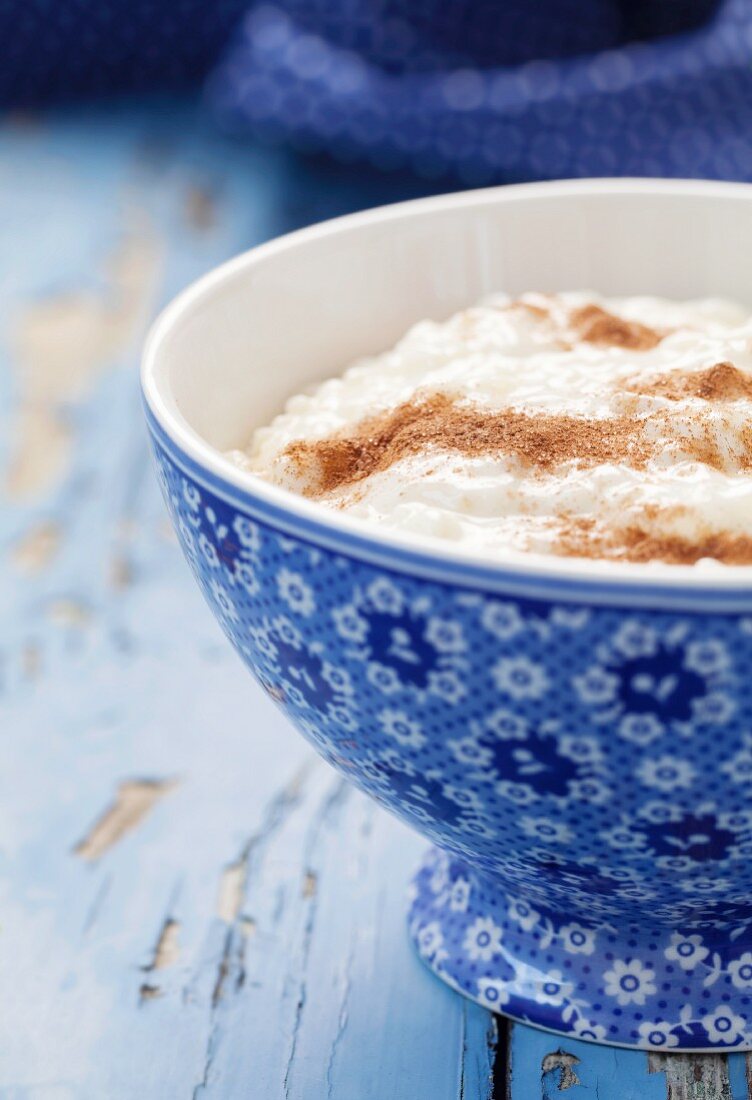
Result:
[408, 846, 752, 1051]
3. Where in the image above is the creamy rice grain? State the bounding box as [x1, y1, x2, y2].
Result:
[227, 292, 752, 566]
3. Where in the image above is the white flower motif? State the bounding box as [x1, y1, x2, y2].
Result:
[327, 704, 356, 730]
[322, 663, 353, 696]
[366, 662, 402, 694]
[248, 625, 276, 661]
[448, 735, 493, 768]
[429, 854, 450, 895]
[600, 824, 647, 851]
[481, 602, 524, 640]
[721, 743, 752, 784]
[531, 969, 573, 1006]
[444, 784, 483, 813]
[603, 958, 657, 1006]
[427, 669, 466, 704]
[638, 1020, 678, 1048]
[277, 568, 315, 616]
[476, 977, 509, 1009]
[678, 876, 731, 895]
[486, 709, 528, 740]
[234, 560, 259, 596]
[156, 460, 170, 494]
[210, 579, 238, 622]
[692, 693, 735, 725]
[550, 607, 590, 630]
[493, 656, 550, 700]
[232, 515, 261, 552]
[573, 667, 618, 705]
[463, 916, 503, 962]
[457, 816, 495, 840]
[416, 921, 446, 963]
[272, 615, 303, 649]
[558, 734, 603, 764]
[684, 639, 730, 676]
[636, 755, 696, 792]
[612, 620, 659, 658]
[496, 780, 537, 805]
[638, 800, 683, 825]
[618, 713, 665, 746]
[367, 577, 403, 615]
[425, 617, 466, 653]
[519, 816, 573, 845]
[199, 533, 220, 568]
[719, 809, 752, 832]
[569, 777, 611, 804]
[701, 1005, 746, 1045]
[616, 883, 657, 903]
[177, 518, 198, 557]
[332, 604, 368, 643]
[507, 896, 540, 932]
[655, 855, 695, 874]
[560, 922, 596, 956]
[601, 865, 641, 884]
[729, 952, 752, 990]
[572, 1017, 607, 1042]
[182, 479, 201, 511]
[378, 708, 426, 749]
[449, 878, 471, 912]
[284, 683, 308, 709]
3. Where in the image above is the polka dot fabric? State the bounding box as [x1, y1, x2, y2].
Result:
[0, 0, 249, 104]
[207, 0, 752, 184]
[0, 0, 742, 189]
[149, 407, 752, 1051]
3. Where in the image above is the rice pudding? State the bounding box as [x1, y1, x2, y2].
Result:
[227, 293, 752, 566]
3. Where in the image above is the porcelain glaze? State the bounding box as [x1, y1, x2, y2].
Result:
[142, 180, 752, 1050]
[147, 405, 752, 1050]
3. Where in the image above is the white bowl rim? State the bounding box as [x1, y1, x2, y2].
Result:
[142, 176, 752, 601]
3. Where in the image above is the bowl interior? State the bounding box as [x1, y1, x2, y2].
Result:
[145, 180, 752, 455]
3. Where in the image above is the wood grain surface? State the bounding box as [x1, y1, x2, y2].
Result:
[0, 97, 748, 1100]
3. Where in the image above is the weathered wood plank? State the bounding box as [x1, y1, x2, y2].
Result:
[0, 100, 495, 1098]
[648, 1052, 732, 1099]
[508, 1024, 752, 1099]
[13, 95, 751, 1100]
[509, 1026, 663, 1099]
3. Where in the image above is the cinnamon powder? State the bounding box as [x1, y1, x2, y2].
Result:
[281, 388, 752, 565]
[284, 394, 652, 497]
[556, 515, 752, 565]
[509, 298, 550, 320]
[570, 304, 663, 351]
[625, 361, 752, 402]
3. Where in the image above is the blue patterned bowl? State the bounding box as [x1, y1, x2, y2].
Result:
[142, 179, 752, 1050]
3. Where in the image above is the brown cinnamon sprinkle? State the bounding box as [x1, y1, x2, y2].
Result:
[570, 304, 663, 351]
[556, 515, 752, 565]
[510, 298, 550, 320]
[625, 360, 752, 402]
[284, 394, 653, 497]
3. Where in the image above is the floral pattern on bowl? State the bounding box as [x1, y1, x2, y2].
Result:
[148, 412, 752, 1050]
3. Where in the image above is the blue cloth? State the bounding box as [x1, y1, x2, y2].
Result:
[1, 0, 749, 183]
[206, 0, 752, 182]
[0, 0, 249, 102]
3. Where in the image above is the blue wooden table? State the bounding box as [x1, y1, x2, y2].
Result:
[1, 96, 750, 1099]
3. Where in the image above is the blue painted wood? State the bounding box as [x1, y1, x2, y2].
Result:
[0, 98, 495, 1099]
[2, 95, 750, 1100]
[508, 1027, 666, 1099]
[508, 1025, 752, 1098]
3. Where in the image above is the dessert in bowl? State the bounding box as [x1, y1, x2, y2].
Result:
[142, 180, 752, 1051]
